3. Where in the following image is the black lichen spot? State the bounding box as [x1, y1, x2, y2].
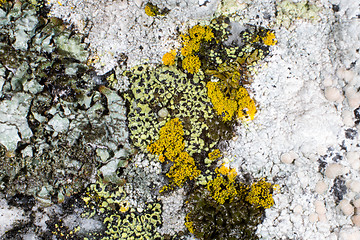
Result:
[332, 153, 343, 162]
[317, 158, 327, 174]
[345, 128, 357, 140]
[339, 140, 347, 151]
[332, 4, 340, 12]
[354, 107, 360, 125]
[331, 176, 347, 204]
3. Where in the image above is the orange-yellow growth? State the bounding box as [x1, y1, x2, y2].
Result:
[188, 25, 214, 42]
[182, 55, 201, 74]
[148, 118, 200, 189]
[162, 50, 176, 66]
[144, 5, 156, 16]
[246, 178, 275, 209]
[206, 81, 257, 121]
[262, 31, 277, 46]
[179, 24, 214, 73]
[206, 164, 238, 204]
[236, 87, 257, 121]
[167, 151, 200, 188]
[206, 81, 238, 121]
[181, 40, 200, 57]
[208, 149, 222, 160]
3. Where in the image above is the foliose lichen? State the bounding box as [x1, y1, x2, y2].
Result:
[0, 0, 131, 203]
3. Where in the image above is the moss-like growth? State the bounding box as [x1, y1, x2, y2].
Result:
[185, 187, 264, 240]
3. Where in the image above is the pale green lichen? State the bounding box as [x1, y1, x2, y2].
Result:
[276, 0, 321, 28]
[82, 177, 163, 240]
[125, 64, 231, 157]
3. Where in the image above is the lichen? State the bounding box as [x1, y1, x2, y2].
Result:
[123, 16, 278, 239]
[206, 81, 239, 121]
[262, 31, 277, 46]
[145, 3, 158, 16]
[162, 50, 176, 66]
[180, 24, 214, 73]
[148, 118, 201, 190]
[246, 178, 275, 209]
[81, 177, 163, 240]
[208, 149, 222, 160]
[144, 2, 169, 17]
[185, 186, 264, 240]
[182, 55, 201, 74]
[276, 0, 321, 28]
[125, 64, 233, 157]
[0, 0, 131, 202]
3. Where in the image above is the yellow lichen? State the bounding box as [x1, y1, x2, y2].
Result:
[262, 31, 277, 46]
[206, 81, 238, 121]
[189, 25, 206, 41]
[148, 118, 200, 190]
[147, 118, 185, 157]
[180, 40, 200, 57]
[178, 24, 214, 74]
[119, 200, 130, 213]
[144, 3, 157, 17]
[180, 33, 190, 43]
[144, 5, 155, 16]
[236, 87, 257, 121]
[204, 26, 214, 42]
[182, 55, 201, 74]
[208, 149, 222, 160]
[185, 213, 195, 234]
[188, 24, 214, 42]
[180, 25, 213, 57]
[166, 151, 201, 187]
[162, 50, 176, 66]
[216, 164, 237, 182]
[206, 81, 257, 121]
[246, 178, 275, 209]
[206, 164, 238, 204]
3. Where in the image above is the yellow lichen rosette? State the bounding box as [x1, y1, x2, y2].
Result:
[182, 55, 201, 74]
[162, 50, 176, 66]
